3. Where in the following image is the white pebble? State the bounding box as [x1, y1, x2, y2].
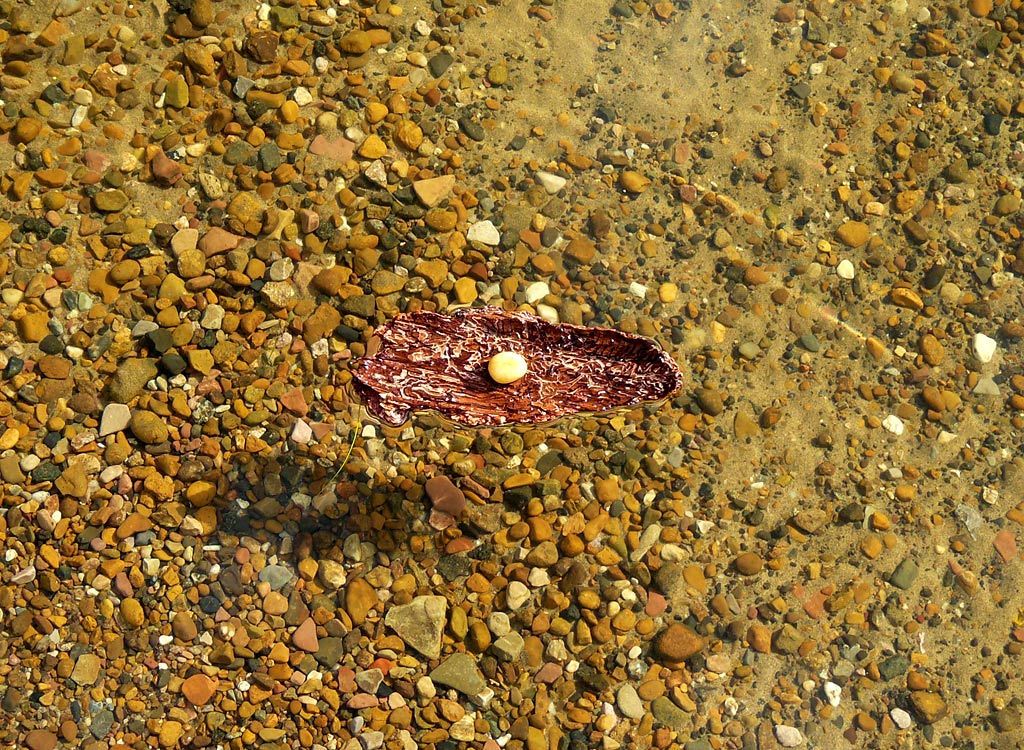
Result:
[774, 725, 804, 747]
[467, 220, 501, 245]
[882, 414, 905, 436]
[973, 332, 997, 364]
[293, 86, 313, 106]
[823, 681, 842, 707]
[505, 580, 530, 609]
[524, 281, 549, 304]
[291, 420, 313, 445]
[628, 281, 648, 299]
[535, 303, 559, 324]
[836, 259, 855, 279]
[535, 170, 567, 194]
[890, 707, 913, 729]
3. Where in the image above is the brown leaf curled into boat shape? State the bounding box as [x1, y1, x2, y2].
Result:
[353, 307, 683, 427]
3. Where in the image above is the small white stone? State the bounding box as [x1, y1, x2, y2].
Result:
[99, 403, 131, 436]
[973, 332, 997, 364]
[823, 681, 842, 707]
[505, 580, 530, 610]
[535, 170, 567, 194]
[774, 725, 804, 747]
[524, 281, 549, 303]
[628, 281, 647, 299]
[291, 420, 313, 445]
[488, 351, 528, 384]
[527, 568, 549, 586]
[293, 86, 313, 106]
[535, 303, 559, 324]
[890, 707, 913, 729]
[836, 259, 855, 279]
[882, 414, 905, 436]
[467, 220, 501, 245]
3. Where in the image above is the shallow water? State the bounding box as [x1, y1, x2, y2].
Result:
[1, 1, 1023, 748]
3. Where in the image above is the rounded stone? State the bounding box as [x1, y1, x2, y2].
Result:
[488, 351, 528, 384]
[129, 411, 169, 444]
[653, 623, 705, 663]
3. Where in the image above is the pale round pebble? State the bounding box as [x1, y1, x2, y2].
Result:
[488, 351, 528, 384]
[891, 707, 913, 729]
[775, 725, 804, 747]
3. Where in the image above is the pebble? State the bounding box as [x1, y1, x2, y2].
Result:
[909, 692, 948, 724]
[70, 653, 101, 685]
[891, 707, 913, 730]
[429, 653, 486, 696]
[653, 623, 705, 662]
[973, 332, 997, 363]
[536, 171, 567, 193]
[836, 220, 869, 247]
[384, 596, 447, 659]
[182, 674, 216, 706]
[467, 220, 501, 245]
[616, 684, 645, 719]
[775, 725, 804, 747]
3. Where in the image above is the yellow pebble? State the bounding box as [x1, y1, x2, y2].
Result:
[365, 101, 389, 123]
[488, 351, 527, 384]
[358, 134, 387, 159]
[658, 282, 678, 304]
[280, 100, 299, 124]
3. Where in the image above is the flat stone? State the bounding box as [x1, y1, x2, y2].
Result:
[909, 691, 948, 724]
[116, 512, 152, 539]
[384, 595, 447, 659]
[371, 270, 406, 295]
[492, 631, 525, 661]
[346, 578, 378, 625]
[309, 134, 356, 161]
[24, 730, 58, 750]
[651, 696, 689, 730]
[653, 623, 705, 662]
[429, 653, 486, 696]
[182, 673, 216, 706]
[836, 220, 869, 247]
[616, 683, 645, 719]
[466, 220, 500, 245]
[314, 637, 346, 667]
[413, 174, 456, 207]
[99, 403, 131, 436]
[172, 611, 198, 641]
[108, 358, 158, 403]
[303, 303, 341, 344]
[93, 189, 129, 212]
[426, 475, 466, 515]
[121, 598, 145, 627]
[292, 617, 319, 652]
[890, 558, 919, 590]
[536, 170, 567, 193]
[775, 725, 804, 747]
[130, 410, 169, 444]
[70, 653, 101, 685]
[198, 227, 242, 256]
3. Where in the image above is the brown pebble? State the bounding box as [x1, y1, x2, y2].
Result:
[182, 673, 216, 706]
[734, 551, 764, 575]
[24, 730, 58, 750]
[654, 623, 705, 662]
